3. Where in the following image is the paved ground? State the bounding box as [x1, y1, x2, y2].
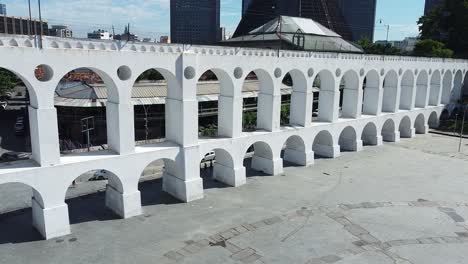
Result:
[1, 133, 468, 263]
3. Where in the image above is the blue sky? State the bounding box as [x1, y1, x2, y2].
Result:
[2, 0, 424, 41]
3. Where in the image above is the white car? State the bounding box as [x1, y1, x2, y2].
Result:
[202, 151, 215, 163]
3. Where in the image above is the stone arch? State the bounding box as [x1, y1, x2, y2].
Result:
[50, 41, 59, 48]
[282, 135, 309, 166]
[415, 70, 429, 108]
[139, 158, 181, 204]
[361, 122, 380, 146]
[399, 116, 413, 138]
[244, 141, 279, 175]
[463, 72, 468, 101]
[63, 169, 125, 223]
[24, 39, 33, 47]
[339, 126, 359, 151]
[313, 130, 337, 158]
[428, 111, 439, 128]
[201, 148, 243, 187]
[429, 71, 441, 106]
[63, 42, 72, 49]
[441, 71, 453, 104]
[400, 70, 415, 110]
[75, 42, 83, 49]
[381, 119, 397, 142]
[9, 39, 18, 47]
[362, 70, 380, 115]
[314, 70, 337, 122]
[382, 70, 398, 112]
[340, 70, 360, 118]
[414, 113, 426, 134]
[453, 70, 464, 102]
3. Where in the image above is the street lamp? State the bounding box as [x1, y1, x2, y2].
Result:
[378, 19, 390, 43]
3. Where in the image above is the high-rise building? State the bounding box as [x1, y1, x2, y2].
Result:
[336, 0, 376, 41]
[0, 3, 6, 15]
[234, 0, 376, 42]
[170, 0, 220, 45]
[0, 16, 48, 36]
[242, 0, 251, 16]
[424, 0, 443, 15]
[87, 29, 111, 40]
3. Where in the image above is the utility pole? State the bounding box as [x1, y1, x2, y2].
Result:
[37, 0, 43, 49]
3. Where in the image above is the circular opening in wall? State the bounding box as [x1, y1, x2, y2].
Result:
[184, 66, 196, 80]
[117, 65, 132, 81]
[274, 68, 282, 78]
[34, 64, 53, 82]
[234, 67, 243, 79]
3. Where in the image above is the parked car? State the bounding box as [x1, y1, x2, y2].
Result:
[89, 170, 108, 181]
[202, 151, 215, 163]
[0, 152, 31, 162]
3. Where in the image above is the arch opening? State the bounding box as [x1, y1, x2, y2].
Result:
[138, 158, 182, 206]
[361, 122, 379, 146]
[381, 119, 397, 142]
[441, 71, 453, 104]
[414, 114, 426, 134]
[399, 116, 413, 138]
[400, 71, 415, 110]
[382, 70, 398, 112]
[243, 141, 277, 176]
[313, 70, 336, 122]
[362, 70, 380, 115]
[0, 68, 33, 165]
[452, 71, 464, 102]
[55, 68, 119, 153]
[428, 111, 439, 129]
[338, 126, 358, 152]
[313, 130, 336, 158]
[132, 69, 171, 145]
[429, 71, 441, 106]
[339, 70, 360, 118]
[415, 71, 429, 108]
[282, 135, 308, 167]
[200, 148, 237, 188]
[65, 169, 124, 225]
[283, 70, 306, 126]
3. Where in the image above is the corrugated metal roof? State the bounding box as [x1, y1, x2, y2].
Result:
[54, 80, 296, 107]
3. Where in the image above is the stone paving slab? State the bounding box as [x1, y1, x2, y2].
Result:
[390, 243, 468, 264]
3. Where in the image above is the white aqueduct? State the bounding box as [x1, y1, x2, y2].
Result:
[0, 35, 467, 239]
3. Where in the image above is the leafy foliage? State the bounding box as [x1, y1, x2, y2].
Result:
[413, 39, 454, 58]
[0, 68, 18, 97]
[199, 124, 218, 137]
[243, 111, 257, 131]
[357, 37, 402, 55]
[280, 104, 290, 125]
[418, 0, 468, 58]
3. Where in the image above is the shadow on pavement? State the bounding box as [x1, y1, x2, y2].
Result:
[0, 209, 42, 244]
[243, 158, 270, 178]
[139, 178, 182, 206]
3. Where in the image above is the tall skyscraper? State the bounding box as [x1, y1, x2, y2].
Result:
[170, 0, 221, 45]
[336, 0, 376, 41]
[0, 3, 6, 15]
[234, 0, 376, 42]
[242, 0, 251, 16]
[424, 0, 443, 15]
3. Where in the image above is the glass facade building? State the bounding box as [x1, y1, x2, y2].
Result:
[336, 0, 376, 42]
[424, 0, 443, 15]
[0, 3, 6, 15]
[170, 0, 220, 45]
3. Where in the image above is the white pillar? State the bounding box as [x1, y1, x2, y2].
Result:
[218, 94, 243, 138]
[257, 92, 281, 131]
[363, 88, 382, 115]
[105, 185, 142, 218]
[314, 144, 340, 158]
[28, 106, 60, 166]
[382, 86, 399, 112]
[106, 102, 135, 154]
[32, 197, 70, 239]
[342, 87, 362, 118]
[318, 90, 339, 122]
[251, 155, 283, 175]
[283, 148, 314, 166]
[213, 163, 246, 187]
[290, 89, 313, 126]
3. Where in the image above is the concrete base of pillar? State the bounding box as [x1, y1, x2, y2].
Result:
[416, 125, 430, 134]
[283, 149, 314, 166]
[363, 135, 383, 146]
[251, 156, 283, 175]
[314, 144, 340, 158]
[213, 164, 246, 187]
[32, 198, 70, 239]
[339, 139, 363, 152]
[382, 131, 400, 142]
[401, 128, 416, 138]
[162, 173, 204, 202]
[105, 185, 142, 218]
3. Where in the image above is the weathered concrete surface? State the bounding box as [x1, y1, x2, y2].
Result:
[0, 133, 468, 263]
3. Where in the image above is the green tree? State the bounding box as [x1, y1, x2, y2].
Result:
[243, 111, 257, 131]
[280, 104, 290, 125]
[413, 39, 454, 58]
[357, 37, 402, 55]
[0, 68, 18, 97]
[418, 0, 468, 58]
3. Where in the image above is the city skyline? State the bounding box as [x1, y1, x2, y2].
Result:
[0, 0, 424, 42]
